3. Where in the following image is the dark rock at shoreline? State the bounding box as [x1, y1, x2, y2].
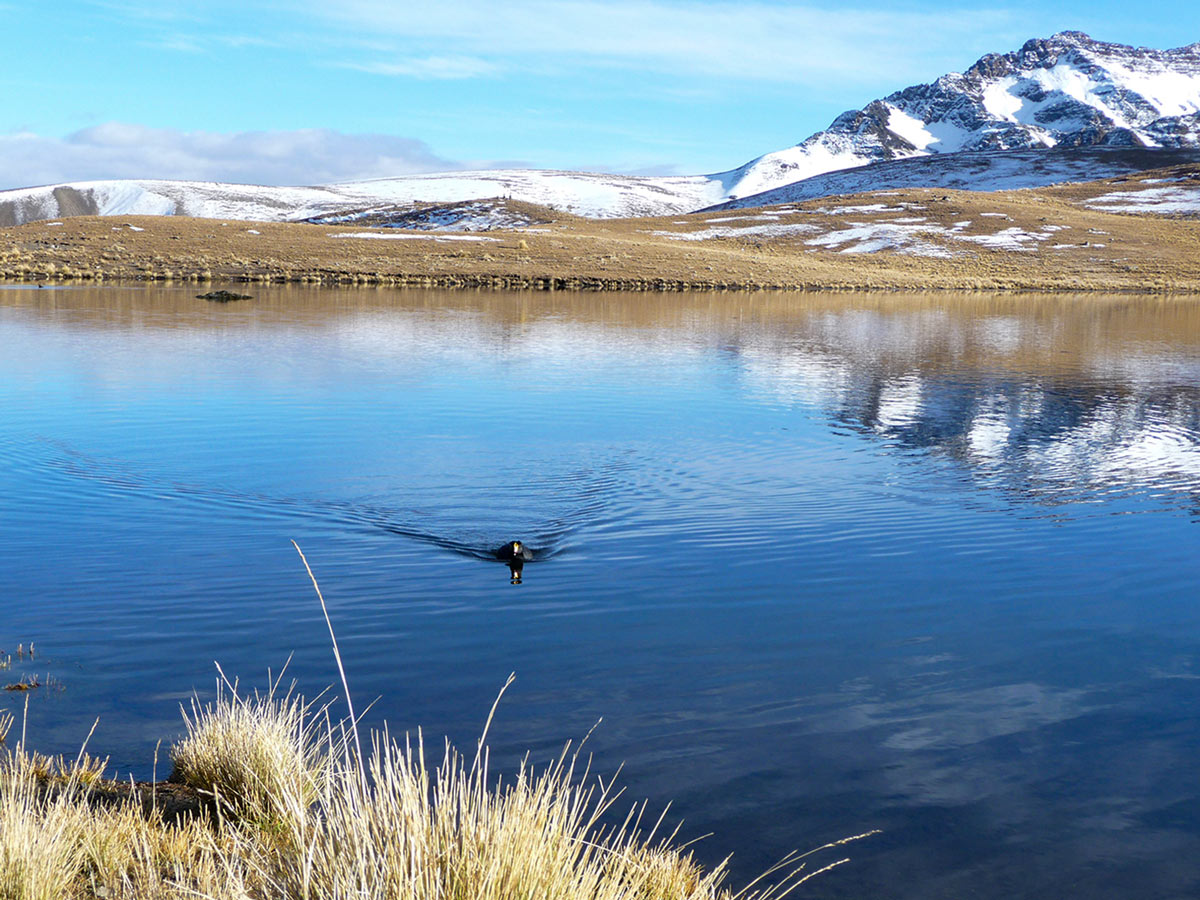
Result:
[198, 289, 253, 302]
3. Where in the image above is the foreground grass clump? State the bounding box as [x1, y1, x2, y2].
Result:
[171, 668, 329, 827]
[0, 746, 247, 900]
[0, 674, 871, 900]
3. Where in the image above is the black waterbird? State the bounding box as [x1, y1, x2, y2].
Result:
[495, 540, 534, 584]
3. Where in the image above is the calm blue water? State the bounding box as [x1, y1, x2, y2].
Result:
[3, 286, 1200, 899]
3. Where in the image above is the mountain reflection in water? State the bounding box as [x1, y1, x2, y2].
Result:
[735, 300, 1200, 513]
[2, 287, 1199, 900]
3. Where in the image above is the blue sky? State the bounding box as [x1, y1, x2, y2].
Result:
[1, 1, 1198, 186]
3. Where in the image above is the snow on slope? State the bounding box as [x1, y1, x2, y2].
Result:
[0, 180, 356, 225]
[707, 146, 1200, 211]
[0, 170, 728, 226]
[331, 170, 727, 218]
[305, 198, 552, 231]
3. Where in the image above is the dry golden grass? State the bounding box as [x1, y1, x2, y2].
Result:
[0, 165, 1197, 293]
[0, 675, 872, 900]
[0, 764, 87, 900]
[0, 744, 249, 900]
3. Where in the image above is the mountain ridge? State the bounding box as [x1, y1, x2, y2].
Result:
[2, 31, 1199, 225]
[722, 30, 1200, 200]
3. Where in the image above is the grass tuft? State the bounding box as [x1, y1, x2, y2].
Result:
[1, 743, 253, 900]
[170, 664, 330, 829]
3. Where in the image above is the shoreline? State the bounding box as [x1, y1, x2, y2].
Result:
[3, 271, 1200, 295]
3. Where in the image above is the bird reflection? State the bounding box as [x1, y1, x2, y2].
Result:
[495, 540, 534, 585]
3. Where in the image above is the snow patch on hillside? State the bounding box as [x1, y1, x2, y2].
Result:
[1085, 185, 1200, 214]
[958, 227, 1051, 251]
[328, 232, 501, 242]
[307, 198, 551, 231]
[805, 222, 954, 257]
[650, 222, 818, 241]
[650, 207, 1086, 259]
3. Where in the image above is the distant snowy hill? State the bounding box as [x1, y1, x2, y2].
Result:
[707, 146, 1200, 211]
[2, 31, 1199, 225]
[0, 170, 727, 227]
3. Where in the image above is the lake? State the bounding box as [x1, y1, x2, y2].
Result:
[2, 285, 1199, 899]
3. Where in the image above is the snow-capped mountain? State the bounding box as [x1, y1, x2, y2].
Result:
[721, 31, 1200, 200]
[1, 31, 1199, 226]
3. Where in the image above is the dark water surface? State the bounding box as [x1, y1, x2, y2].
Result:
[3, 286, 1200, 898]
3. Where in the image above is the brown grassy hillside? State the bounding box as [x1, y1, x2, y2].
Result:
[1, 166, 1197, 292]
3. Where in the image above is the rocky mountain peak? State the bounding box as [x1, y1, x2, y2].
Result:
[724, 31, 1200, 200]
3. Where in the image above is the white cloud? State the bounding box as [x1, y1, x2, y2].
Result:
[305, 0, 1019, 85]
[0, 123, 466, 188]
[345, 55, 500, 79]
[87, 0, 205, 25]
[214, 34, 278, 48]
[93, 0, 1020, 86]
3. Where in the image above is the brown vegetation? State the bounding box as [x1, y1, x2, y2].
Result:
[0, 167, 1197, 293]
